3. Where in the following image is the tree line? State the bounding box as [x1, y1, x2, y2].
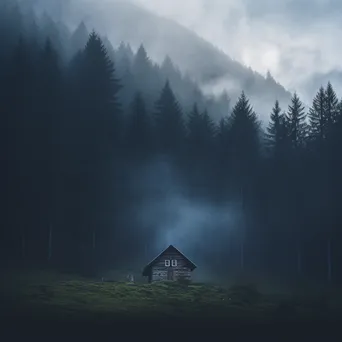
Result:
[1, 2, 342, 284]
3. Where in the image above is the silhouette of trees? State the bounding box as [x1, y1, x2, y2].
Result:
[154, 80, 185, 156]
[2, 3, 342, 285]
[228, 92, 260, 190]
[125, 92, 151, 159]
[286, 92, 307, 151]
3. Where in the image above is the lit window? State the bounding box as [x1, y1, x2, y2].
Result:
[165, 259, 170, 267]
[171, 259, 177, 267]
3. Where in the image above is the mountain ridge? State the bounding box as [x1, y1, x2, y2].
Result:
[29, 0, 292, 118]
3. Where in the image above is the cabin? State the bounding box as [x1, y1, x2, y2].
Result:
[142, 245, 197, 283]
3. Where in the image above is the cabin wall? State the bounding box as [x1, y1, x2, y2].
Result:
[150, 250, 192, 282]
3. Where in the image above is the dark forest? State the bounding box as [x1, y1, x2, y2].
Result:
[2, 1, 342, 291]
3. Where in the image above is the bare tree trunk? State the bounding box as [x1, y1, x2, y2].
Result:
[144, 243, 148, 259]
[48, 224, 52, 262]
[327, 238, 332, 283]
[92, 230, 96, 250]
[240, 238, 244, 270]
[240, 186, 245, 271]
[296, 239, 301, 276]
[21, 230, 26, 260]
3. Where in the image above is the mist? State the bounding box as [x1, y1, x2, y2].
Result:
[4, 1, 342, 335]
[22, 0, 342, 108]
[2, 0, 342, 289]
[23, 0, 293, 120]
[128, 156, 240, 270]
[131, 0, 342, 103]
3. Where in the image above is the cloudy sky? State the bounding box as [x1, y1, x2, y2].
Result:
[129, 0, 342, 96]
[27, 0, 342, 100]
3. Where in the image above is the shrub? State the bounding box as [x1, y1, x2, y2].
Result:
[227, 283, 261, 306]
[177, 275, 191, 286]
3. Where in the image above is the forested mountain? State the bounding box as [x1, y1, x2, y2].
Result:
[20, 0, 292, 120]
[2, 1, 342, 286]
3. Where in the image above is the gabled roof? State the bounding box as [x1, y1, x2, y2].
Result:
[142, 245, 197, 276]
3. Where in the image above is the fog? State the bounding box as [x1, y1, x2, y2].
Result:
[132, 0, 342, 103]
[27, 0, 342, 104]
[2, 0, 342, 288]
[22, 0, 342, 110]
[23, 0, 293, 118]
[128, 157, 240, 265]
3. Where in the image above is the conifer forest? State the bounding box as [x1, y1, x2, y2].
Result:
[2, 1, 342, 287]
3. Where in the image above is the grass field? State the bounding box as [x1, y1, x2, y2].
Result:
[2, 269, 342, 326]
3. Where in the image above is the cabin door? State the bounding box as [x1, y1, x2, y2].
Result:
[167, 268, 174, 281]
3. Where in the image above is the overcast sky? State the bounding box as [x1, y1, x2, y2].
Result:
[129, 0, 342, 96]
[27, 0, 342, 100]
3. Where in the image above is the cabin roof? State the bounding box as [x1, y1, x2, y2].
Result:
[142, 245, 197, 276]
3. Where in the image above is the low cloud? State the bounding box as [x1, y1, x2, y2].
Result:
[132, 0, 342, 102]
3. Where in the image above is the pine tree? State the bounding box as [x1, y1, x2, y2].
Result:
[218, 90, 231, 117]
[187, 104, 214, 154]
[216, 117, 230, 151]
[69, 21, 89, 56]
[116, 49, 135, 111]
[6, 36, 35, 179]
[202, 109, 215, 144]
[161, 55, 182, 90]
[324, 82, 339, 136]
[70, 31, 123, 255]
[116, 42, 134, 68]
[37, 38, 64, 244]
[132, 44, 152, 84]
[228, 91, 260, 159]
[228, 92, 260, 188]
[39, 12, 65, 59]
[187, 103, 202, 147]
[39, 38, 62, 96]
[132, 44, 156, 109]
[102, 35, 116, 62]
[266, 100, 282, 144]
[161, 55, 176, 78]
[286, 92, 307, 150]
[154, 80, 185, 155]
[308, 86, 326, 142]
[266, 100, 289, 155]
[81, 31, 122, 142]
[126, 92, 151, 157]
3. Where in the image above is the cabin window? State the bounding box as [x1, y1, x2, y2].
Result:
[165, 259, 170, 267]
[171, 259, 177, 267]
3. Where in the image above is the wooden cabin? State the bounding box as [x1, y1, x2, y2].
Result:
[142, 245, 197, 283]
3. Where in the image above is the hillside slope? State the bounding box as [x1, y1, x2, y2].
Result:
[33, 0, 292, 118]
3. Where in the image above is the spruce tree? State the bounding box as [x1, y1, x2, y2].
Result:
[76, 31, 122, 246]
[228, 91, 260, 188]
[187, 104, 214, 155]
[325, 82, 339, 135]
[216, 117, 229, 147]
[202, 109, 215, 145]
[126, 92, 150, 157]
[154, 80, 184, 155]
[286, 92, 307, 150]
[266, 100, 282, 145]
[132, 44, 152, 86]
[228, 91, 260, 160]
[187, 103, 202, 148]
[37, 38, 64, 243]
[308, 86, 326, 142]
[69, 21, 89, 56]
[81, 31, 122, 143]
[266, 100, 289, 156]
[132, 44, 155, 109]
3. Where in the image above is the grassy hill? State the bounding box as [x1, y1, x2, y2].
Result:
[2, 269, 342, 324]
